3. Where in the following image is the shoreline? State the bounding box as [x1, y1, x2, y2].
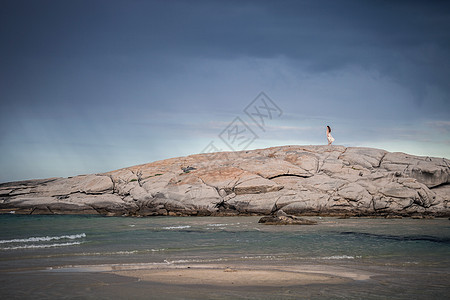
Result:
[1, 209, 448, 218]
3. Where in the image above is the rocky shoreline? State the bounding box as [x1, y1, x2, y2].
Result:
[1, 145, 449, 217]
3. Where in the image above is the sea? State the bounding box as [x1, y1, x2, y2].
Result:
[0, 214, 449, 299]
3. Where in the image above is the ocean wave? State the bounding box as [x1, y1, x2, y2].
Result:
[162, 225, 191, 230]
[51, 248, 167, 257]
[111, 250, 138, 255]
[239, 254, 360, 261]
[115, 248, 165, 254]
[1, 242, 82, 250]
[240, 255, 281, 260]
[164, 258, 226, 264]
[316, 255, 360, 260]
[0, 233, 86, 244]
[207, 223, 229, 227]
[340, 231, 450, 244]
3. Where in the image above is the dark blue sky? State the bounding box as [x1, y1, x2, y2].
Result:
[1, 0, 449, 182]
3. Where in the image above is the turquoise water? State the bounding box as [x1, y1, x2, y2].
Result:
[1, 215, 449, 299]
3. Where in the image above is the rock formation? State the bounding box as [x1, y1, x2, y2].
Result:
[258, 215, 318, 225]
[258, 210, 318, 225]
[1, 145, 449, 217]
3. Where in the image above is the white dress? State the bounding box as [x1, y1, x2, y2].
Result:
[327, 132, 335, 144]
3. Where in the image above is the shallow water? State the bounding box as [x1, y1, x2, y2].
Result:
[1, 215, 449, 299]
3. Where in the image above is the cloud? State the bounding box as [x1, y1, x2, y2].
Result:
[426, 120, 450, 135]
[1, 0, 450, 182]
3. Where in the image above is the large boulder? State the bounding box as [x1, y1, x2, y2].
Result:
[258, 215, 318, 225]
[1, 145, 449, 217]
[258, 210, 318, 225]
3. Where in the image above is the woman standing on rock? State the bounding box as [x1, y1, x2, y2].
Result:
[326, 125, 335, 145]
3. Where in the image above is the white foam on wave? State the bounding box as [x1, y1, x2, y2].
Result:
[69, 248, 166, 257]
[113, 248, 165, 254]
[162, 225, 191, 230]
[2, 241, 82, 250]
[317, 255, 360, 260]
[164, 258, 226, 264]
[207, 223, 229, 227]
[115, 250, 139, 255]
[0, 233, 86, 244]
[241, 255, 281, 260]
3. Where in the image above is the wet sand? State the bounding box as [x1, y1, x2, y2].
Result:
[102, 263, 370, 287]
[114, 268, 343, 286]
[47, 262, 373, 286]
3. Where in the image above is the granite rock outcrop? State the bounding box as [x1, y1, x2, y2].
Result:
[1, 145, 449, 217]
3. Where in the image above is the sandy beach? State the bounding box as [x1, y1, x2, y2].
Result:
[47, 262, 372, 287]
[110, 265, 350, 286]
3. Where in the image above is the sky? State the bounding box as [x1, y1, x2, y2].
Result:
[1, 0, 449, 183]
